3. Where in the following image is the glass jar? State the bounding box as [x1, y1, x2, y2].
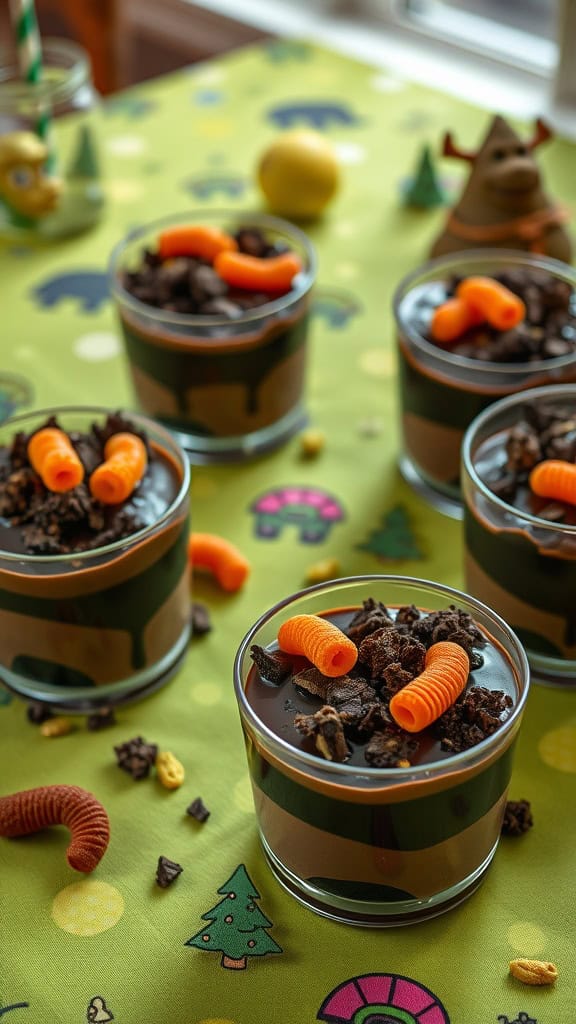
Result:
[109, 211, 316, 463]
[463, 384, 576, 687]
[393, 250, 576, 519]
[234, 575, 529, 926]
[0, 406, 190, 711]
[0, 37, 105, 240]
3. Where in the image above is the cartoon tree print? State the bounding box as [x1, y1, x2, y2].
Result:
[66, 125, 100, 180]
[403, 144, 445, 208]
[357, 505, 423, 561]
[185, 864, 282, 970]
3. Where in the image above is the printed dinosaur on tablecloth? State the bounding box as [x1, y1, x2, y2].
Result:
[312, 289, 362, 330]
[86, 995, 114, 1022]
[497, 1015, 537, 1024]
[32, 270, 109, 313]
[317, 972, 450, 1023]
[182, 173, 247, 200]
[357, 505, 423, 561]
[251, 487, 345, 543]
[267, 101, 360, 130]
[185, 864, 283, 970]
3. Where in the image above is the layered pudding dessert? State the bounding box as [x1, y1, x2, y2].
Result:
[110, 212, 316, 461]
[463, 384, 576, 686]
[0, 408, 190, 708]
[234, 577, 528, 925]
[394, 251, 576, 514]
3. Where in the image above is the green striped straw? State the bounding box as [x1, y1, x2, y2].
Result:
[9, 0, 54, 157]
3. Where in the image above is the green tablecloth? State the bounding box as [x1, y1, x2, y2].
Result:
[1, 40, 575, 1024]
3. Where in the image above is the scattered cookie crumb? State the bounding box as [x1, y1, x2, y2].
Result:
[509, 959, 558, 986]
[358, 416, 383, 438]
[299, 428, 325, 458]
[156, 750, 185, 789]
[40, 716, 74, 738]
[191, 600, 212, 636]
[186, 797, 210, 822]
[305, 557, 341, 585]
[156, 855, 183, 888]
[114, 736, 158, 780]
[501, 799, 533, 836]
[87, 708, 117, 732]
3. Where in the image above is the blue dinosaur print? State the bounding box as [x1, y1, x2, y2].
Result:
[104, 96, 156, 120]
[182, 175, 247, 200]
[32, 271, 109, 313]
[267, 102, 361, 130]
[312, 289, 362, 329]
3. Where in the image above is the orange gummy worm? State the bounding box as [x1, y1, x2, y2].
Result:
[158, 224, 237, 262]
[530, 459, 576, 506]
[188, 532, 251, 592]
[214, 250, 303, 293]
[456, 276, 525, 332]
[89, 432, 147, 505]
[430, 297, 484, 345]
[28, 427, 84, 493]
[0, 785, 110, 873]
[389, 641, 470, 733]
[277, 614, 358, 678]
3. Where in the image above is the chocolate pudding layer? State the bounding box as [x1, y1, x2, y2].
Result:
[235, 580, 528, 925]
[0, 409, 191, 706]
[394, 253, 576, 507]
[463, 388, 576, 683]
[111, 214, 316, 460]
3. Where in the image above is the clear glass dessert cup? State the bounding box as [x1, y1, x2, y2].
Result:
[109, 210, 317, 464]
[234, 575, 529, 927]
[0, 406, 191, 711]
[393, 249, 576, 520]
[463, 384, 576, 687]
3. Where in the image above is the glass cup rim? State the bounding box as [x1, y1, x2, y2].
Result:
[0, 404, 190, 564]
[392, 247, 576, 376]
[0, 37, 89, 107]
[233, 573, 530, 782]
[462, 382, 576, 533]
[108, 209, 318, 329]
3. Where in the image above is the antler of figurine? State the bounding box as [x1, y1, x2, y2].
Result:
[441, 131, 477, 163]
[527, 117, 553, 150]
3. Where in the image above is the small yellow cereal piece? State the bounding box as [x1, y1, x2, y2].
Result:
[300, 428, 325, 459]
[40, 717, 74, 738]
[509, 958, 558, 986]
[156, 750, 185, 790]
[305, 557, 341, 585]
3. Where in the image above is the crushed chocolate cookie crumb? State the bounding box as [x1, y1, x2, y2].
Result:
[294, 705, 349, 762]
[364, 731, 418, 768]
[292, 666, 332, 699]
[191, 601, 212, 637]
[87, 708, 116, 731]
[156, 855, 183, 888]
[359, 628, 426, 681]
[347, 598, 394, 643]
[394, 604, 421, 629]
[501, 799, 533, 836]
[411, 606, 486, 651]
[435, 686, 513, 753]
[506, 425, 542, 473]
[325, 677, 376, 717]
[186, 797, 210, 823]
[114, 736, 158, 780]
[26, 701, 53, 725]
[250, 645, 291, 685]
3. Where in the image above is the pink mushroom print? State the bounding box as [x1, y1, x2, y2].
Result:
[317, 973, 450, 1024]
[250, 486, 345, 543]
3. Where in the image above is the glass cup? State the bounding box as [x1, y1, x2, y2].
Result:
[0, 406, 190, 711]
[109, 210, 317, 463]
[463, 384, 576, 687]
[393, 250, 576, 519]
[0, 37, 105, 240]
[234, 575, 529, 927]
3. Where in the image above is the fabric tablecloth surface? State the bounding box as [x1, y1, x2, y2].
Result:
[0, 39, 575, 1024]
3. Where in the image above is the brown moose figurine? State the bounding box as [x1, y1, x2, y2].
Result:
[430, 115, 572, 263]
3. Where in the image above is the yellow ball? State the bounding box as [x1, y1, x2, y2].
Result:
[258, 130, 340, 220]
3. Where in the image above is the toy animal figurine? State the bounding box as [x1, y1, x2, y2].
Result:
[0, 131, 61, 220]
[430, 115, 572, 263]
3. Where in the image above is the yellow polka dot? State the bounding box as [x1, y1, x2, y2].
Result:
[507, 921, 547, 954]
[191, 475, 219, 499]
[197, 117, 233, 139]
[359, 348, 395, 378]
[233, 776, 254, 814]
[52, 881, 124, 936]
[335, 262, 361, 281]
[538, 725, 576, 772]
[191, 681, 222, 706]
[108, 179, 145, 203]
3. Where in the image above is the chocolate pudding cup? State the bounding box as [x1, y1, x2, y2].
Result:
[110, 211, 316, 464]
[0, 407, 191, 711]
[234, 576, 529, 927]
[394, 250, 576, 520]
[463, 385, 576, 687]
